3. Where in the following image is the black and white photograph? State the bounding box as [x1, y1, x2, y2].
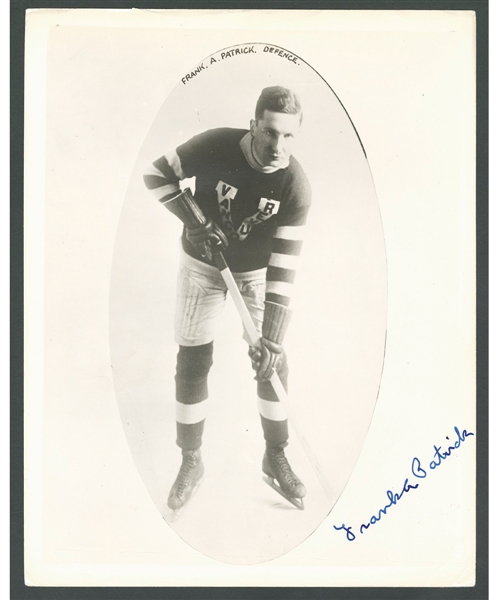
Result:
[21, 6, 480, 590]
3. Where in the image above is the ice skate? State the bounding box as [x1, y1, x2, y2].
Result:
[167, 449, 204, 517]
[262, 446, 306, 510]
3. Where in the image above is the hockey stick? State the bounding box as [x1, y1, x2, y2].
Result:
[212, 248, 335, 504]
[162, 189, 334, 504]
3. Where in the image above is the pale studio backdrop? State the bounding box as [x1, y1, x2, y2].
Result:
[109, 41, 386, 564]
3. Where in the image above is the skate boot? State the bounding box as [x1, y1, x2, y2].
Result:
[167, 449, 204, 514]
[262, 445, 306, 510]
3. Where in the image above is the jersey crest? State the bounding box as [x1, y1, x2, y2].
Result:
[216, 180, 280, 241]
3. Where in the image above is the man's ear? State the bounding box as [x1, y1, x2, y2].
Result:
[250, 119, 256, 136]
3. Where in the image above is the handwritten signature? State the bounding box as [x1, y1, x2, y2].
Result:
[333, 426, 474, 542]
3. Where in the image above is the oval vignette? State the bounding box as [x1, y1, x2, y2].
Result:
[109, 43, 387, 564]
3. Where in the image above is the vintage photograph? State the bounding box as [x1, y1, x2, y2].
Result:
[110, 41, 386, 563]
[22, 7, 478, 589]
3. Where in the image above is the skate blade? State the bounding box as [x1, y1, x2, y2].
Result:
[164, 476, 204, 523]
[262, 475, 305, 510]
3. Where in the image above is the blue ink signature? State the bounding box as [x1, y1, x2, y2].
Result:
[333, 426, 474, 541]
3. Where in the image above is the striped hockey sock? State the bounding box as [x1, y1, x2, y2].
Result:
[175, 342, 213, 451]
[257, 351, 289, 448]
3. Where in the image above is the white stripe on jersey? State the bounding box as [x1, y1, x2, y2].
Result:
[175, 399, 208, 425]
[144, 163, 165, 179]
[164, 149, 186, 180]
[268, 252, 299, 270]
[258, 398, 287, 422]
[266, 280, 294, 298]
[149, 182, 180, 201]
[274, 225, 306, 241]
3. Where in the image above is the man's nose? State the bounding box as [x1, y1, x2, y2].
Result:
[272, 135, 285, 152]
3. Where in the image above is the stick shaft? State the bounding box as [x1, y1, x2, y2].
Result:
[213, 250, 334, 503]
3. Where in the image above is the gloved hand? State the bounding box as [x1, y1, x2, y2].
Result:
[248, 339, 284, 382]
[248, 301, 292, 382]
[186, 219, 229, 262]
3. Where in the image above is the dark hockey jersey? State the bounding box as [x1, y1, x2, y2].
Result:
[144, 127, 311, 306]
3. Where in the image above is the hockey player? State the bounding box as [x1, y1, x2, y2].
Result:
[143, 86, 312, 512]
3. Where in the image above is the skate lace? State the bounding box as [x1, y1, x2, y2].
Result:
[274, 452, 299, 485]
[175, 454, 197, 494]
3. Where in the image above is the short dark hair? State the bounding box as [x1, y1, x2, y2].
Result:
[255, 86, 303, 124]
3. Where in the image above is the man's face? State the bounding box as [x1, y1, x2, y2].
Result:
[250, 110, 301, 168]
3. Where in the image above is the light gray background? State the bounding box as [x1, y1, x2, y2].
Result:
[110, 41, 386, 564]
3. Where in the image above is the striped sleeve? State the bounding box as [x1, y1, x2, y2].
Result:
[265, 225, 306, 307]
[143, 149, 186, 205]
[265, 160, 311, 307]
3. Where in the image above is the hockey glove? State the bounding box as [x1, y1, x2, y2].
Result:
[249, 301, 292, 382]
[186, 219, 229, 263]
[161, 187, 228, 262]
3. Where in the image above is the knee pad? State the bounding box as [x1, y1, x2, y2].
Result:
[175, 342, 214, 402]
[176, 342, 214, 378]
